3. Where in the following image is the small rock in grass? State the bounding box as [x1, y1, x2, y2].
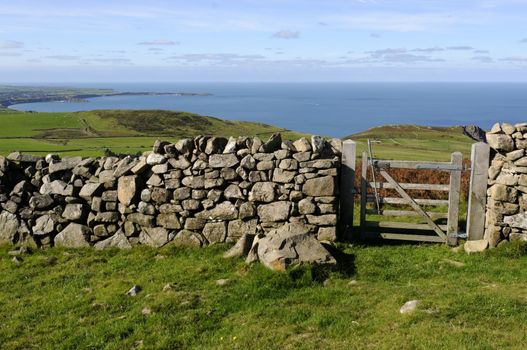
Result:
[162, 283, 174, 292]
[12, 256, 23, 264]
[142, 307, 152, 315]
[348, 280, 358, 286]
[400, 300, 420, 314]
[126, 285, 141, 296]
[216, 279, 229, 286]
[441, 259, 465, 268]
[47, 256, 58, 265]
[464, 240, 489, 253]
[155, 254, 166, 260]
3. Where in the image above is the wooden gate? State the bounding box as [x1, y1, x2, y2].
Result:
[359, 152, 463, 245]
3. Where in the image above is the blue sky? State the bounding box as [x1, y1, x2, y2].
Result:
[1, 0, 527, 82]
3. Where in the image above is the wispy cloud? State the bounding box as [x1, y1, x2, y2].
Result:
[272, 30, 299, 39]
[446, 46, 474, 50]
[474, 49, 490, 54]
[0, 52, 22, 56]
[520, 38, 527, 43]
[166, 53, 266, 63]
[137, 40, 178, 46]
[472, 56, 493, 63]
[45, 55, 79, 60]
[500, 56, 527, 63]
[0, 40, 24, 49]
[411, 47, 445, 53]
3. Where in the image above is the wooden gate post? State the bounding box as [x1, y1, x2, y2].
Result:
[339, 140, 356, 240]
[467, 142, 490, 240]
[447, 152, 463, 246]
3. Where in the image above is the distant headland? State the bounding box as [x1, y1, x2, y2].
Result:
[0, 85, 212, 108]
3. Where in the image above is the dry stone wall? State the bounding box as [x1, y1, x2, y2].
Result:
[485, 123, 527, 246]
[0, 133, 342, 249]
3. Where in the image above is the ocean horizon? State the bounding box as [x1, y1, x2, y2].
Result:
[9, 82, 527, 137]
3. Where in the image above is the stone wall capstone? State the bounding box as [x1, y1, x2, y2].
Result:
[485, 123, 527, 246]
[0, 133, 342, 249]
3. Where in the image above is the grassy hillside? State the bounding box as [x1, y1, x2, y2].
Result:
[0, 109, 308, 157]
[347, 124, 476, 161]
[2, 242, 527, 349]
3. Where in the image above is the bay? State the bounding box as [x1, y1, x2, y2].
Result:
[9, 82, 527, 137]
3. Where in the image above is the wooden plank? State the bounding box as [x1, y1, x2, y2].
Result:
[367, 196, 449, 206]
[374, 160, 463, 171]
[369, 182, 449, 191]
[363, 231, 446, 243]
[339, 140, 356, 240]
[365, 221, 448, 231]
[447, 152, 463, 246]
[366, 209, 448, 219]
[466, 143, 490, 241]
[360, 152, 368, 240]
[379, 170, 447, 240]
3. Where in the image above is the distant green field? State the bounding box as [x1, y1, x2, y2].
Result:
[0, 109, 308, 157]
[347, 124, 476, 161]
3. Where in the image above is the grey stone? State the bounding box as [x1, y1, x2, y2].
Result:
[303, 176, 336, 197]
[151, 187, 170, 204]
[261, 133, 282, 153]
[240, 154, 256, 169]
[464, 239, 489, 253]
[209, 154, 239, 168]
[54, 223, 91, 248]
[62, 204, 86, 221]
[48, 156, 83, 173]
[489, 184, 517, 202]
[256, 223, 336, 271]
[239, 201, 256, 219]
[40, 180, 74, 196]
[156, 213, 181, 230]
[317, 227, 337, 241]
[249, 182, 275, 202]
[169, 156, 191, 169]
[256, 160, 274, 171]
[118, 176, 140, 206]
[298, 198, 317, 215]
[146, 153, 166, 165]
[140, 227, 171, 248]
[196, 201, 238, 221]
[113, 157, 139, 177]
[172, 230, 204, 247]
[272, 168, 296, 183]
[184, 217, 206, 230]
[224, 184, 244, 200]
[400, 300, 420, 314]
[33, 215, 55, 235]
[504, 212, 527, 229]
[95, 232, 132, 250]
[223, 137, 237, 153]
[223, 233, 254, 258]
[293, 138, 312, 152]
[79, 182, 102, 200]
[173, 187, 191, 200]
[153, 139, 170, 154]
[93, 212, 120, 224]
[182, 176, 205, 189]
[127, 213, 154, 227]
[175, 138, 194, 154]
[203, 222, 227, 244]
[486, 133, 515, 152]
[29, 194, 54, 210]
[306, 214, 337, 226]
[257, 201, 291, 222]
[0, 211, 19, 244]
[205, 137, 228, 154]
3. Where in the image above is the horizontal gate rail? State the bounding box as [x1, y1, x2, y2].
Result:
[365, 209, 448, 219]
[374, 160, 463, 171]
[369, 182, 449, 191]
[366, 196, 449, 206]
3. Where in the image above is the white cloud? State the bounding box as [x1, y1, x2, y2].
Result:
[472, 56, 493, 63]
[137, 40, 178, 46]
[272, 30, 300, 39]
[45, 55, 79, 60]
[446, 46, 474, 50]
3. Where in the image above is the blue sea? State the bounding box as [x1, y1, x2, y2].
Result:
[9, 82, 527, 137]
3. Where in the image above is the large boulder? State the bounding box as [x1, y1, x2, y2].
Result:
[255, 223, 336, 271]
[486, 134, 514, 152]
[139, 227, 172, 248]
[54, 223, 91, 248]
[209, 154, 239, 168]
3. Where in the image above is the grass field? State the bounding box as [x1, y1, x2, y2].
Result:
[0, 109, 477, 160]
[347, 124, 475, 161]
[0, 109, 308, 157]
[2, 242, 527, 349]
